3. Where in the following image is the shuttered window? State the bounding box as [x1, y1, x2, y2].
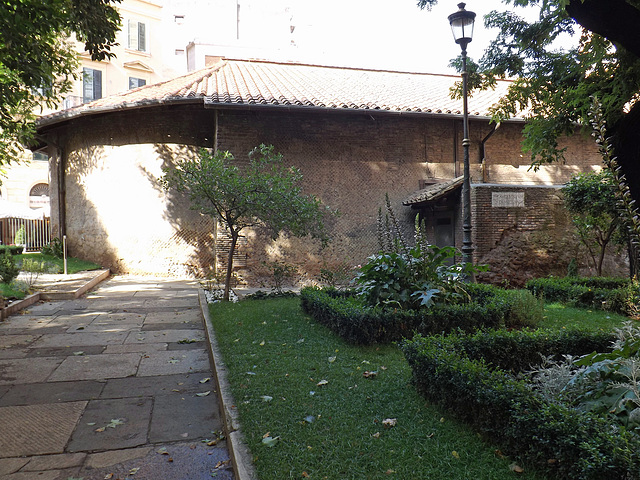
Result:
[82, 68, 102, 103]
[128, 20, 147, 52]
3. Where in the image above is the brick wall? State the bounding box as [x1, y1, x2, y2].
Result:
[44, 103, 605, 282]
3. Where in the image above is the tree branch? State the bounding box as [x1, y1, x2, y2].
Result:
[566, 0, 640, 57]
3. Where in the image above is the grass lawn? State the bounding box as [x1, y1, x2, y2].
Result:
[15, 252, 102, 274]
[0, 253, 103, 299]
[539, 302, 633, 331]
[210, 297, 550, 480]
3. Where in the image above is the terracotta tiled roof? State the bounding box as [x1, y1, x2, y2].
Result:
[38, 59, 519, 127]
[403, 176, 464, 206]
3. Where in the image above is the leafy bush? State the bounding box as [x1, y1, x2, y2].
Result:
[318, 261, 356, 290]
[356, 196, 482, 311]
[0, 251, 20, 284]
[20, 257, 47, 288]
[529, 322, 640, 432]
[41, 237, 64, 258]
[262, 260, 298, 294]
[526, 276, 639, 315]
[0, 245, 24, 255]
[401, 330, 640, 479]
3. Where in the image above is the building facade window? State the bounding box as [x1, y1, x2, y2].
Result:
[32, 152, 48, 162]
[129, 77, 147, 89]
[82, 67, 102, 103]
[128, 20, 147, 52]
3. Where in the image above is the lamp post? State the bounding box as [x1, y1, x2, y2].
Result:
[448, 2, 476, 275]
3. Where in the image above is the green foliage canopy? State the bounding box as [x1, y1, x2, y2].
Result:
[0, 0, 122, 166]
[563, 170, 626, 275]
[162, 144, 334, 300]
[418, 0, 640, 170]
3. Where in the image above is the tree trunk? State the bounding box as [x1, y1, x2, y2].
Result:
[224, 230, 239, 301]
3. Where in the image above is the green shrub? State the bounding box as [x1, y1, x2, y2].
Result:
[318, 261, 356, 290]
[400, 330, 640, 479]
[0, 245, 24, 255]
[41, 237, 64, 258]
[526, 276, 638, 315]
[300, 286, 505, 345]
[0, 251, 20, 284]
[262, 260, 298, 294]
[20, 257, 47, 288]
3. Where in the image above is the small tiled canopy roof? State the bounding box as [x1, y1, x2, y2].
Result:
[37, 58, 522, 128]
[403, 177, 464, 206]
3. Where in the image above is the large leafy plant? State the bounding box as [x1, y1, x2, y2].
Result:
[356, 196, 480, 310]
[529, 322, 640, 431]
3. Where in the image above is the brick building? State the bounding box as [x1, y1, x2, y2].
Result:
[34, 59, 605, 284]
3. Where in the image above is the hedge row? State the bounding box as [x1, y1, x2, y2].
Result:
[400, 330, 640, 480]
[0, 245, 24, 255]
[526, 276, 638, 315]
[300, 286, 537, 345]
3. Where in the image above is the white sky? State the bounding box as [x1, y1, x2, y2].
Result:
[232, 0, 535, 75]
[288, 0, 505, 74]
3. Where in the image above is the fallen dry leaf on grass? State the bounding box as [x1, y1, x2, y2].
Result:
[382, 418, 397, 428]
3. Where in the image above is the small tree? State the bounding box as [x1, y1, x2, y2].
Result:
[563, 170, 625, 276]
[162, 144, 333, 300]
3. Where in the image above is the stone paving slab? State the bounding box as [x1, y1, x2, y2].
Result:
[25, 345, 106, 358]
[48, 352, 141, 382]
[144, 309, 203, 324]
[21, 452, 87, 471]
[100, 373, 209, 399]
[0, 357, 64, 385]
[0, 458, 29, 476]
[0, 380, 104, 407]
[0, 349, 28, 360]
[0, 401, 86, 457]
[83, 446, 152, 469]
[92, 312, 147, 323]
[67, 397, 153, 452]
[0, 274, 234, 479]
[2, 469, 66, 480]
[103, 342, 168, 354]
[0, 334, 38, 349]
[137, 350, 211, 376]
[80, 443, 233, 480]
[67, 322, 142, 334]
[149, 394, 221, 443]
[29, 331, 128, 348]
[124, 328, 205, 344]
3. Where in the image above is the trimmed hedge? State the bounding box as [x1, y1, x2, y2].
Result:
[0, 245, 24, 255]
[300, 286, 538, 345]
[526, 276, 638, 315]
[400, 329, 640, 480]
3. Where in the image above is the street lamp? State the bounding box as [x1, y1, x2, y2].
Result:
[448, 2, 476, 274]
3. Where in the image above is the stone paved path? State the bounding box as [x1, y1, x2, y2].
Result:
[0, 275, 234, 480]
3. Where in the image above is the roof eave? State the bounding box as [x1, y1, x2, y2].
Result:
[36, 97, 525, 132]
[35, 97, 205, 130]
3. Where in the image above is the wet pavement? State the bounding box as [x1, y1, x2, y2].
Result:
[0, 275, 234, 480]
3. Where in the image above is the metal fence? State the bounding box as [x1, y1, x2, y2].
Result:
[0, 217, 51, 252]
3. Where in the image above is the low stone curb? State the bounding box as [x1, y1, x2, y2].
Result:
[1, 269, 111, 320]
[199, 289, 258, 480]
